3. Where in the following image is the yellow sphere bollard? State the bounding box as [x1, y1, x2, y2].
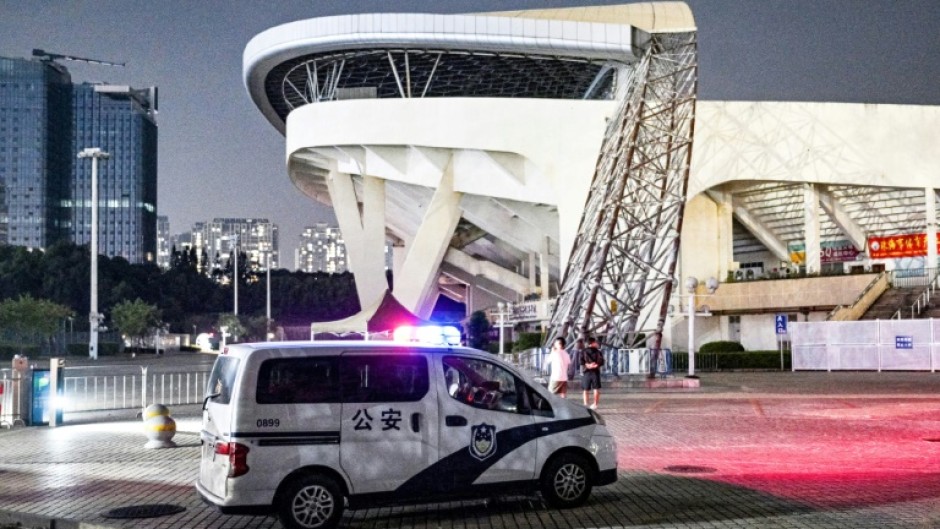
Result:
[143, 404, 177, 449]
[143, 403, 170, 420]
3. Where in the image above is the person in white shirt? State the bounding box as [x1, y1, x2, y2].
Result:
[545, 337, 572, 397]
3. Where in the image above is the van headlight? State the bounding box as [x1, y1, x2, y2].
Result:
[588, 408, 605, 426]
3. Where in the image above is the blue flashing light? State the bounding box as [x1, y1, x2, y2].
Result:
[394, 325, 461, 346]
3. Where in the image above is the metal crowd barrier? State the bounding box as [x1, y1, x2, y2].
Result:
[62, 365, 212, 413]
[603, 348, 673, 376]
[0, 368, 25, 428]
[509, 347, 680, 378]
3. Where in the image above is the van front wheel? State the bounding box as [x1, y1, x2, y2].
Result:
[278, 474, 344, 529]
[540, 453, 593, 508]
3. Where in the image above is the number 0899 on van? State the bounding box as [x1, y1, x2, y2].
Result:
[196, 341, 617, 529]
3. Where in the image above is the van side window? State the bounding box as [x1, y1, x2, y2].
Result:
[340, 354, 429, 403]
[256, 357, 340, 404]
[206, 356, 240, 404]
[442, 356, 533, 415]
[526, 385, 554, 417]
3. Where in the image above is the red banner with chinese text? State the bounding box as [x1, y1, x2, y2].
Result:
[867, 233, 940, 259]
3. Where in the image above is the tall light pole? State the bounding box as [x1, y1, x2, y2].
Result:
[496, 302, 512, 355]
[266, 253, 272, 341]
[78, 148, 110, 360]
[233, 234, 239, 315]
[686, 276, 719, 377]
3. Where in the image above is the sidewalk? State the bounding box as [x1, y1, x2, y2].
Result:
[2, 371, 940, 529]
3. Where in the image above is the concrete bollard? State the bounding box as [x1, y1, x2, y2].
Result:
[143, 404, 177, 449]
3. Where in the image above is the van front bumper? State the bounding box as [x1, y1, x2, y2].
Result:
[594, 468, 618, 486]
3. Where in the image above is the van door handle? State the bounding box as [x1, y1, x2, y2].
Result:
[411, 413, 420, 433]
[445, 415, 467, 427]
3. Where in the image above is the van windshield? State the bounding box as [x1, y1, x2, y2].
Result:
[206, 356, 240, 404]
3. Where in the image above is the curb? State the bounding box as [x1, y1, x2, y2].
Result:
[0, 509, 116, 529]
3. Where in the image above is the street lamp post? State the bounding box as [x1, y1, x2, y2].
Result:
[496, 302, 513, 355]
[686, 276, 719, 377]
[233, 235, 239, 315]
[78, 147, 110, 360]
[266, 253, 272, 341]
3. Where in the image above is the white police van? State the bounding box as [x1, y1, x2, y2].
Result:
[196, 341, 617, 529]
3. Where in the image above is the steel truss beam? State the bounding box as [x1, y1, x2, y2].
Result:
[546, 31, 698, 350]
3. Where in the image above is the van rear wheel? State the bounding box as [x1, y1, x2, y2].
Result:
[540, 453, 593, 508]
[278, 474, 344, 529]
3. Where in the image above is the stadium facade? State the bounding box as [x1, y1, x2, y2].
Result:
[244, 2, 940, 350]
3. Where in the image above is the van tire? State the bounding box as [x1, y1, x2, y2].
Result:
[540, 453, 593, 508]
[277, 473, 345, 529]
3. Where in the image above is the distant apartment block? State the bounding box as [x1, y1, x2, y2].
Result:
[296, 224, 394, 273]
[202, 218, 279, 272]
[156, 215, 170, 268]
[297, 224, 347, 273]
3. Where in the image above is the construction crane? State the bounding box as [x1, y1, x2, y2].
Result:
[32, 48, 124, 67]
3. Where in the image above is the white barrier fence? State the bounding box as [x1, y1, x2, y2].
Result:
[0, 370, 24, 427]
[508, 348, 671, 376]
[791, 319, 940, 371]
[62, 366, 212, 412]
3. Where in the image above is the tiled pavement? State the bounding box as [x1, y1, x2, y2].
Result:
[2, 371, 940, 528]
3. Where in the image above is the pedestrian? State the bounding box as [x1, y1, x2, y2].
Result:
[580, 336, 604, 409]
[545, 337, 572, 398]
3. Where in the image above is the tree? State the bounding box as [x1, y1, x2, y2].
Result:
[111, 299, 162, 352]
[0, 295, 73, 353]
[466, 310, 491, 351]
[218, 313, 246, 343]
[0, 242, 364, 334]
[243, 315, 271, 342]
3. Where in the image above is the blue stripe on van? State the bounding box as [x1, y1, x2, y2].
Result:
[395, 417, 594, 495]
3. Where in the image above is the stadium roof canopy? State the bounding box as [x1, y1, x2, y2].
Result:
[244, 3, 694, 133]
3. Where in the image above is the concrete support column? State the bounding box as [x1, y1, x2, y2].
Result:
[395, 158, 463, 318]
[326, 167, 388, 310]
[714, 191, 734, 281]
[539, 237, 550, 300]
[392, 242, 407, 278]
[803, 183, 821, 274]
[927, 188, 938, 271]
[528, 251, 537, 295]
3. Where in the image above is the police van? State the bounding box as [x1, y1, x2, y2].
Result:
[196, 340, 617, 529]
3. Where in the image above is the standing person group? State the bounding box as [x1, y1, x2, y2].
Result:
[545, 336, 604, 410]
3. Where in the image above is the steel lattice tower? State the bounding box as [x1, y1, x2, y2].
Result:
[546, 31, 698, 351]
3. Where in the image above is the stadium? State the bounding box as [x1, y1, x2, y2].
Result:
[243, 2, 940, 356]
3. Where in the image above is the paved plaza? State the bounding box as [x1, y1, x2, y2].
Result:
[2, 371, 940, 529]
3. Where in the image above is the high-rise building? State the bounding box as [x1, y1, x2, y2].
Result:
[71, 83, 157, 263]
[0, 56, 72, 248]
[297, 223, 347, 273]
[0, 55, 157, 263]
[204, 218, 278, 273]
[156, 215, 170, 268]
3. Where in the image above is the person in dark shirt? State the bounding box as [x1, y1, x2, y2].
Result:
[580, 337, 604, 409]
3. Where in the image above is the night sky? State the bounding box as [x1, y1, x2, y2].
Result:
[1, 1, 938, 266]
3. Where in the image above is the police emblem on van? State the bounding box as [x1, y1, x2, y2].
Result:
[469, 423, 497, 460]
